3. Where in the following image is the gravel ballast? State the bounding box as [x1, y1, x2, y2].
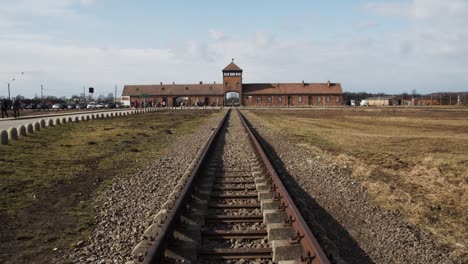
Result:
[59, 111, 225, 263]
[243, 110, 457, 264]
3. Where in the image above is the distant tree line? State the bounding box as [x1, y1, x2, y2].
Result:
[0, 93, 115, 105]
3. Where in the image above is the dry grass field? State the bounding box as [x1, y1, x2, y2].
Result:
[246, 108, 467, 257]
[0, 110, 220, 262]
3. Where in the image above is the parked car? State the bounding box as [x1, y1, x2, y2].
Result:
[52, 103, 61, 109]
[96, 103, 106, 109]
[25, 104, 37, 109]
[360, 100, 369, 107]
[67, 103, 76, 109]
[37, 103, 49, 109]
[87, 102, 96, 109]
[76, 103, 87, 109]
[105, 102, 116, 109]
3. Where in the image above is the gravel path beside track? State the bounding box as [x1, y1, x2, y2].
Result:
[243, 110, 457, 264]
[59, 111, 224, 263]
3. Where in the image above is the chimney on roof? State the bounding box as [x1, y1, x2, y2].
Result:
[200, 81, 203, 84]
[327, 80, 331, 88]
[302, 80, 305, 86]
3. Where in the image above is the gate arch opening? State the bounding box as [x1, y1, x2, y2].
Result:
[225, 91, 240, 106]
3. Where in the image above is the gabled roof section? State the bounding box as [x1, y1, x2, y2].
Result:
[222, 60, 243, 72]
[243, 82, 342, 95]
[122, 84, 224, 96]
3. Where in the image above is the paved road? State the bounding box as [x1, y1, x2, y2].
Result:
[0, 109, 129, 131]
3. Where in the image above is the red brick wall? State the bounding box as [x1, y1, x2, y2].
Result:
[242, 95, 342, 107]
[131, 95, 224, 107]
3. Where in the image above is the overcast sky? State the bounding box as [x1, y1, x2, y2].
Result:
[1, 0, 467, 98]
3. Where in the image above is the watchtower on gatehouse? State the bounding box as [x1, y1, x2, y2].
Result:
[222, 59, 243, 106]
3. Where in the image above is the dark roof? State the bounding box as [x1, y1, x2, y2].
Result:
[243, 83, 342, 95]
[122, 84, 224, 96]
[222, 61, 243, 72]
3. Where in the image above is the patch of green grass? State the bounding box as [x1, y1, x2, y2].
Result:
[0, 109, 221, 262]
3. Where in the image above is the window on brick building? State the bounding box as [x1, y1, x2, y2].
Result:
[335, 96, 340, 103]
[298, 96, 302, 103]
[257, 97, 262, 103]
[317, 96, 321, 102]
[278, 96, 282, 103]
[326, 96, 330, 102]
[267, 97, 272, 103]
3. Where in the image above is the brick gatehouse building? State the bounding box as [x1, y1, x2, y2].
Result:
[122, 60, 343, 107]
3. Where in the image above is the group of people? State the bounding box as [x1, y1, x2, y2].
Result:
[1, 98, 21, 119]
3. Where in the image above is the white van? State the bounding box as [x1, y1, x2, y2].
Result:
[360, 100, 369, 106]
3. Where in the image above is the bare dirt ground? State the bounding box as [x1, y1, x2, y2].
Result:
[0, 110, 223, 263]
[243, 108, 467, 264]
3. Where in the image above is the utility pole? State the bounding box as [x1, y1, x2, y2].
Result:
[114, 85, 117, 104]
[41, 84, 43, 99]
[83, 86, 86, 101]
[7, 83, 10, 100]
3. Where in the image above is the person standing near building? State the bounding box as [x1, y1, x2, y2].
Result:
[1, 98, 9, 118]
[12, 98, 21, 118]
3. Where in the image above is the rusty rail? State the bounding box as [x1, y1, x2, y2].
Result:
[237, 109, 330, 264]
[142, 109, 230, 264]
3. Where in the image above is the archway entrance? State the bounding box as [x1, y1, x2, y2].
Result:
[225, 91, 240, 106]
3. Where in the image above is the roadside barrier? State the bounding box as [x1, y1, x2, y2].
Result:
[0, 130, 7, 145]
[33, 122, 41, 132]
[8, 127, 18, 141]
[18, 125, 27, 136]
[26, 123, 34, 134]
[0, 108, 165, 145]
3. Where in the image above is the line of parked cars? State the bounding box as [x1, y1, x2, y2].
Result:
[19, 102, 119, 110]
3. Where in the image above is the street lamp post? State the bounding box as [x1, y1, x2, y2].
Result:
[7, 79, 15, 100]
[5, 72, 24, 100]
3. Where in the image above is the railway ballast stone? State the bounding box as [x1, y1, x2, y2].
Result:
[60, 110, 224, 263]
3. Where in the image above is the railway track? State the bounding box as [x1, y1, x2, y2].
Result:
[131, 109, 330, 264]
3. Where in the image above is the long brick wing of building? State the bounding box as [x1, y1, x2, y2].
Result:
[122, 60, 343, 107]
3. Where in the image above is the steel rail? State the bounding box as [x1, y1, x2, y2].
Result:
[142, 109, 230, 264]
[237, 109, 331, 264]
